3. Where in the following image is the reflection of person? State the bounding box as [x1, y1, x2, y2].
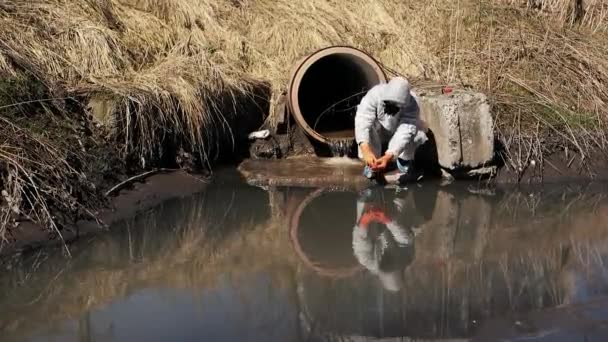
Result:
[352, 188, 418, 291]
[355, 77, 428, 181]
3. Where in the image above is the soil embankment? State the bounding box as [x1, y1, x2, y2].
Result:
[1, 0, 607, 254]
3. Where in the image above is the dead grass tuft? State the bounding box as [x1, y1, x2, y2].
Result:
[508, 0, 608, 31]
[0, 116, 101, 251]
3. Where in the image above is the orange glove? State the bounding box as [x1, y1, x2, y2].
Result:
[371, 154, 390, 172]
[359, 207, 391, 228]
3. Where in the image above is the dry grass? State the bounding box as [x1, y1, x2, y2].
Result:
[508, 0, 608, 31]
[0, 0, 607, 237]
[0, 0, 262, 162]
[0, 111, 111, 251]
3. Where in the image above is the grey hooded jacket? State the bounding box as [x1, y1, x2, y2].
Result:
[354, 77, 421, 157]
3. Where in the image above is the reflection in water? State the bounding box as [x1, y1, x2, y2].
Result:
[2, 180, 608, 341]
[39, 277, 296, 342]
[352, 188, 422, 292]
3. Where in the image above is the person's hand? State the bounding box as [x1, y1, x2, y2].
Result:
[360, 143, 377, 167]
[372, 153, 394, 172]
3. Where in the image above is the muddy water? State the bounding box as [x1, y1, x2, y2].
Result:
[3, 178, 608, 341]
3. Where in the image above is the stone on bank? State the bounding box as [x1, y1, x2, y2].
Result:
[416, 90, 495, 177]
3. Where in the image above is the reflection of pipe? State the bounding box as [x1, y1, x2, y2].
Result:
[289, 188, 363, 279]
[288, 46, 387, 145]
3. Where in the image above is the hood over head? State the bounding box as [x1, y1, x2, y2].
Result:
[381, 77, 411, 106]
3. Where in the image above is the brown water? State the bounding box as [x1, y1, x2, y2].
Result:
[3, 177, 608, 341]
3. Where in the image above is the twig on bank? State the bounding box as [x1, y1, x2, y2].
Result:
[104, 168, 177, 197]
[0, 97, 73, 111]
[544, 159, 563, 175]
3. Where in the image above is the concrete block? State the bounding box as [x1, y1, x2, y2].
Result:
[417, 91, 494, 170]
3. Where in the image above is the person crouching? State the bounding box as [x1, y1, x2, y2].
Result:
[355, 77, 428, 181]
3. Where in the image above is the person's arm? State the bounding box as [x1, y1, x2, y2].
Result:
[386, 121, 417, 159]
[372, 94, 419, 171]
[355, 90, 379, 167]
[373, 120, 416, 171]
[385, 98, 420, 159]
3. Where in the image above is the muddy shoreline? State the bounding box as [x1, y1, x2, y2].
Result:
[0, 171, 208, 257]
[3, 150, 608, 259]
[3, 120, 608, 258]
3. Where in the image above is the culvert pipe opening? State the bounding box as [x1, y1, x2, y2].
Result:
[288, 47, 387, 147]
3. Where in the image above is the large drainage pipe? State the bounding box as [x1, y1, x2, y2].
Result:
[288, 46, 387, 148]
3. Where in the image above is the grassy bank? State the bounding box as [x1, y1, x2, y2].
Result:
[1, 0, 607, 241]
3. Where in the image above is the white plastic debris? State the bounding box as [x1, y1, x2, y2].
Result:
[248, 129, 270, 140]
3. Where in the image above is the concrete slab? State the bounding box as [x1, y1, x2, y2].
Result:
[238, 157, 367, 188]
[237, 157, 414, 189]
[417, 90, 494, 170]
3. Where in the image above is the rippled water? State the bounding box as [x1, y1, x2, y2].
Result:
[3, 177, 608, 341]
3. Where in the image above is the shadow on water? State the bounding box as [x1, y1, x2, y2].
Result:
[3, 180, 608, 341]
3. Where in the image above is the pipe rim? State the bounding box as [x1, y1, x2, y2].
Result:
[288, 46, 387, 144]
[289, 188, 363, 279]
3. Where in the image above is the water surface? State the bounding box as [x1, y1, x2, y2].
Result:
[3, 178, 608, 341]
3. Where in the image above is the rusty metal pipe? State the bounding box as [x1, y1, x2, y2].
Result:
[288, 46, 387, 145]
